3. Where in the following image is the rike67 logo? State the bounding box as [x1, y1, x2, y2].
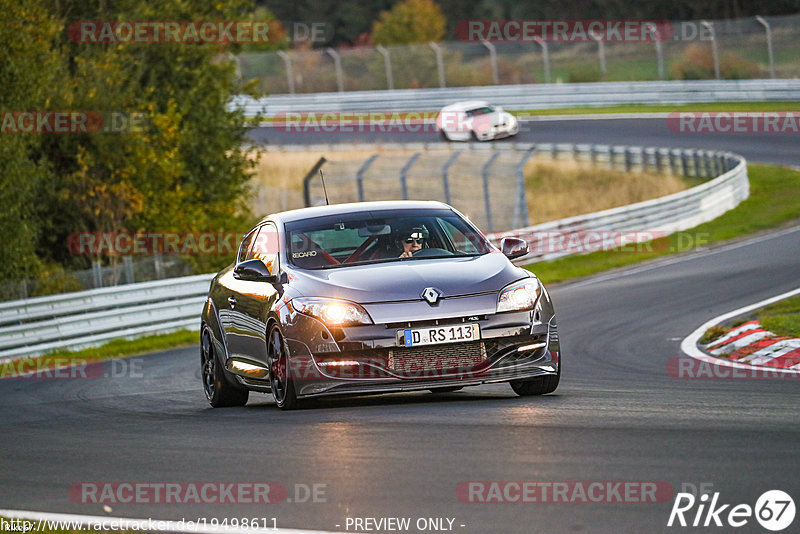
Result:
[668, 490, 795, 531]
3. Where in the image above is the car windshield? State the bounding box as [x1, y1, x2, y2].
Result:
[285, 209, 494, 270]
[466, 106, 494, 117]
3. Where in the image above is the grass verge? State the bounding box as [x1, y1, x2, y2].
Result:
[525, 164, 800, 284]
[0, 330, 197, 378]
[758, 295, 800, 338]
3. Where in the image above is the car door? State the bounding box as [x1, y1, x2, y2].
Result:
[223, 223, 281, 366]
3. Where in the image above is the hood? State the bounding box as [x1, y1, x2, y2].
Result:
[286, 252, 528, 304]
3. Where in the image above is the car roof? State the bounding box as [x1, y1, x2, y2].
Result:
[440, 100, 491, 112]
[261, 200, 453, 225]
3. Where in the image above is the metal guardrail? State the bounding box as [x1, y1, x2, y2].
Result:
[0, 274, 214, 360]
[231, 79, 800, 116]
[485, 145, 748, 264]
[1, 144, 747, 359]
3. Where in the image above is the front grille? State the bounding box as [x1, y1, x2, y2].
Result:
[388, 341, 487, 377]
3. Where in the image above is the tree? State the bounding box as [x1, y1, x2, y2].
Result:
[0, 0, 60, 282]
[371, 0, 446, 45]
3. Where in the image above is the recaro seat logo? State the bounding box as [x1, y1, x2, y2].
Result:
[667, 490, 795, 531]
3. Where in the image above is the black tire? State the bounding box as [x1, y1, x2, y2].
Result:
[429, 386, 463, 393]
[201, 328, 249, 407]
[470, 130, 479, 142]
[510, 358, 561, 396]
[267, 324, 301, 410]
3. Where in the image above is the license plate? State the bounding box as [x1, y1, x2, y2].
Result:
[400, 323, 480, 347]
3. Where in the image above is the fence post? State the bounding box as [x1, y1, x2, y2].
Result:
[429, 42, 446, 88]
[123, 256, 135, 284]
[399, 153, 421, 200]
[534, 38, 551, 84]
[92, 260, 103, 288]
[701, 21, 721, 80]
[326, 47, 345, 92]
[654, 148, 663, 173]
[277, 51, 295, 94]
[482, 153, 500, 231]
[624, 147, 632, 172]
[590, 31, 607, 77]
[376, 45, 394, 90]
[514, 148, 536, 228]
[441, 152, 460, 204]
[153, 255, 164, 280]
[646, 23, 666, 80]
[302, 157, 328, 206]
[755, 16, 776, 79]
[481, 41, 499, 85]
[356, 154, 379, 202]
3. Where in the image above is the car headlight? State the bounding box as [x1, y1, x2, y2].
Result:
[292, 297, 373, 326]
[497, 278, 541, 313]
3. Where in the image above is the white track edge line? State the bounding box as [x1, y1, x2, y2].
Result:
[0, 509, 340, 534]
[679, 286, 800, 374]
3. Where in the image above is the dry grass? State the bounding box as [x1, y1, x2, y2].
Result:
[524, 158, 689, 223]
[249, 149, 691, 222]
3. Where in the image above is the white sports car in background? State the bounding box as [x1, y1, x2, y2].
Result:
[436, 101, 519, 142]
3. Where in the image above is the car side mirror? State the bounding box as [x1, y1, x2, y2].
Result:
[233, 259, 279, 283]
[500, 237, 528, 260]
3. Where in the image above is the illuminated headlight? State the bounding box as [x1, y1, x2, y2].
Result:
[292, 297, 373, 326]
[497, 278, 542, 313]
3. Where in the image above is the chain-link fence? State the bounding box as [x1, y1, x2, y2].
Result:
[0, 255, 193, 302]
[239, 14, 800, 94]
[303, 149, 534, 232]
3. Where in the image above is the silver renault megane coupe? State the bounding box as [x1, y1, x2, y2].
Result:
[200, 200, 560, 409]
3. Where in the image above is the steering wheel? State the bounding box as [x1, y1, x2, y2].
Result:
[412, 248, 454, 258]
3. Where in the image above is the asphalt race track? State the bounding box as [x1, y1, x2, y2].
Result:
[248, 116, 800, 167]
[2, 117, 799, 533]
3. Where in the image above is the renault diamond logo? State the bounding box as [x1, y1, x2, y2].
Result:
[421, 287, 441, 305]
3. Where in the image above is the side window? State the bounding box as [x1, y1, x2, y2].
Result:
[237, 229, 257, 264]
[249, 223, 280, 274]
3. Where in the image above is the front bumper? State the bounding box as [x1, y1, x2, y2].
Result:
[272, 306, 560, 398]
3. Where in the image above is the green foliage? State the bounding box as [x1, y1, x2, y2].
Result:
[1, 0, 268, 284]
[371, 0, 446, 45]
[672, 43, 761, 80]
[758, 296, 800, 338]
[0, 0, 60, 281]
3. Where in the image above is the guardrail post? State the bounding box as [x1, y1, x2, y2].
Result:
[441, 152, 460, 205]
[429, 42, 446, 88]
[376, 45, 394, 90]
[277, 51, 295, 94]
[681, 150, 689, 176]
[482, 153, 500, 231]
[481, 41, 499, 85]
[703, 151, 712, 177]
[692, 150, 702, 177]
[534, 37, 551, 84]
[590, 145, 597, 164]
[326, 47, 345, 92]
[606, 146, 614, 170]
[624, 147, 632, 172]
[701, 21, 721, 80]
[356, 154, 379, 202]
[399, 153, 421, 200]
[756, 16, 776, 79]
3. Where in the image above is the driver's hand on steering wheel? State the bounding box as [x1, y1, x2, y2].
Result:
[399, 250, 414, 258]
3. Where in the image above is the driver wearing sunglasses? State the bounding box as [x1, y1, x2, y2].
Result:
[399, 227, 428, 258]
